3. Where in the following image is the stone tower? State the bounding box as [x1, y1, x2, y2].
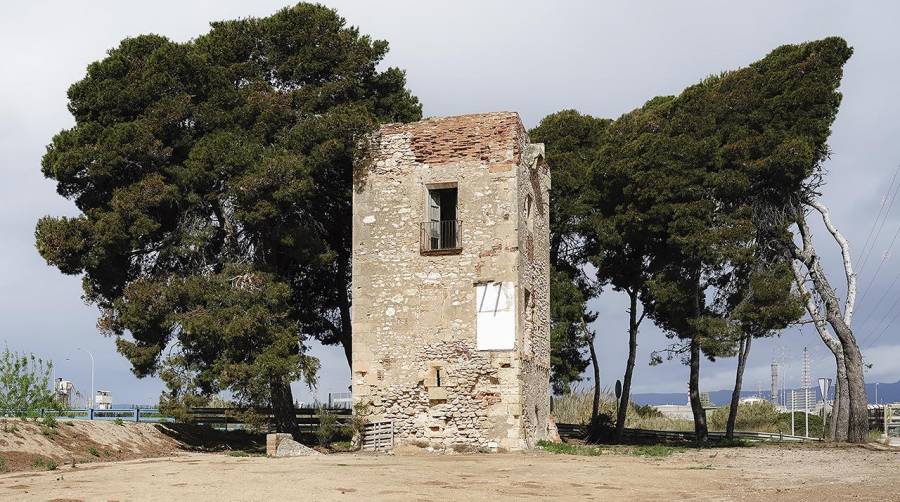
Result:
[351, 112, 550, 451]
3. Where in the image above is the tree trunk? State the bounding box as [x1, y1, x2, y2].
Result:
[614, 289, 640, 442]
[793, 203, 866, 442]
[799, 253, 867, 442]
[269, 376, 299, 437]
[337, 254, 353, 368]
[831, 322, 868, 442]
[688, 337, 708, 443]
[832, 358, 850, 441]
[726, 334, 752, 440]
[338, 297, 352, 367]
[587, 329, 601, 428]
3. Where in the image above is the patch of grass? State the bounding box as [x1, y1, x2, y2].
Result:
[706, 438, 752, 448]
[32, 457, 58, 471]
[40, 425, 57, 438]
[552, 388, 694, 431]
[331, 441, 353, 451]
[2, 422, 18, 433]
[631, 445, 681, 457]
[64, 421, 74, 426]
[87, 447, 100, 457]
[0, 455, 6, 472]
[537, 440, 603, 456]
[227, 450, 250, 457]
[42, 416, 58, 429]
[113, 418, 124, 426]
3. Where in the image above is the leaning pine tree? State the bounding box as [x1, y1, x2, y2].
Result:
[589, 37, 853, 442]
[35, 3, 421, 435]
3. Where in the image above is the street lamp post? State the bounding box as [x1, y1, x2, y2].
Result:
[875, 382, 879, 405]
[78, 348, 95, 409]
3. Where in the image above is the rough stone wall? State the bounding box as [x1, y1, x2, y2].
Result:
[517, 144, 552, 447]
[352, 112, 549, 451]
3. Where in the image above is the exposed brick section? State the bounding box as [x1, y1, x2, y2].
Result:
[378, 112, 527, 166]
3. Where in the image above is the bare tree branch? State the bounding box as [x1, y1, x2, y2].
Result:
[808, 200, 857, 324]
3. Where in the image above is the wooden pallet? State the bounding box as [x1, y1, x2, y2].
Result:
[362, 420, 394, 451]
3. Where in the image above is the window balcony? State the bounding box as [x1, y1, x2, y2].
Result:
[420, 220, 462, 255]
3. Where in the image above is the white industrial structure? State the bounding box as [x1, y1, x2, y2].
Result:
[95, 390, 112, 410]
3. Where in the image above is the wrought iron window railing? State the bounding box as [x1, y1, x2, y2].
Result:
[420, 220, 462, 254]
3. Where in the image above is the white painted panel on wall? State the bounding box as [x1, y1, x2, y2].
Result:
[475, 281, 516, 350]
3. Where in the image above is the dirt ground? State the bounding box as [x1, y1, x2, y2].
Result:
[0, 444, 897, 501]
[0, 420, 181, 472]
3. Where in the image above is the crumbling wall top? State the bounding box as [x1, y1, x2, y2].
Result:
[377, 112, 528, 166]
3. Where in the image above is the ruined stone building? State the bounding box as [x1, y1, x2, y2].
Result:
[351, 112, 551, 450]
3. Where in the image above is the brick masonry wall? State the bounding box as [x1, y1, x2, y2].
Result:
[351, 112, 549, 450]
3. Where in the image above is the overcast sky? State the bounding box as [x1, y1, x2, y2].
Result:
[2, 1, 898, 406]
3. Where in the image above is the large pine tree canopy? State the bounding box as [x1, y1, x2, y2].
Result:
[593, 36, 850, 343]
[533, 38, 850, 400]
[35, 3, 421, 407]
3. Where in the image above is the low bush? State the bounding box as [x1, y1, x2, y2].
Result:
[315, 407, 339, 446]
[42, 416, 58, 429]
[707, 401, 824, 437]
[32, 457, 58, 471]
[87, 447, 100, 457]
[552, 388, 693, 431]
[113, 418, 124, 426]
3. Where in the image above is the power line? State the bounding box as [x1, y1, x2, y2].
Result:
[863, 300, 900, 349]
[857, 165, 900, 276]
[855, 269, 900, 328]
[859, 291, 900, 347]
[857, 218, 900, 307]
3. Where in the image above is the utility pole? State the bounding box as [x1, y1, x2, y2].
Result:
[790, 389, 795, 435]
[802, 347, 810, 438]
[875, 382, 879, 405]
[771, 361, 779, 405]
[78, 348, 95, 409]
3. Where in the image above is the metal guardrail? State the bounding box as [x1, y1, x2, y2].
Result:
[184, 407, 352, 432]
[1, 406, 352, 430]
[556, 423, 820, 443]
[1, 408, 171, 423]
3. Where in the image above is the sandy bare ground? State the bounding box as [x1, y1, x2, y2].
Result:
[0, 444, 897, 501]
[0, 420, 180, 472]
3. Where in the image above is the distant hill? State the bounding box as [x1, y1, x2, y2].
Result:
[631, 380, 900, 406]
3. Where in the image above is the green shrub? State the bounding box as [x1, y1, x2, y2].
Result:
[32, 457, 58, 471]
[42, 416, 58, 429]
[227, 450, 249, 457]
[706, 401, 824, 437]
[40, 425, 56, 437]
[0, 347, 56, 417]
[776, 412, 823, 437]
[64, 421, 74, 426]
[315, 407, 339, 446]
[114, 418, 124, 426]
[0, 455, 6, 472]
[343, 402, 369, 450]
[87, 447, 100, 457]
